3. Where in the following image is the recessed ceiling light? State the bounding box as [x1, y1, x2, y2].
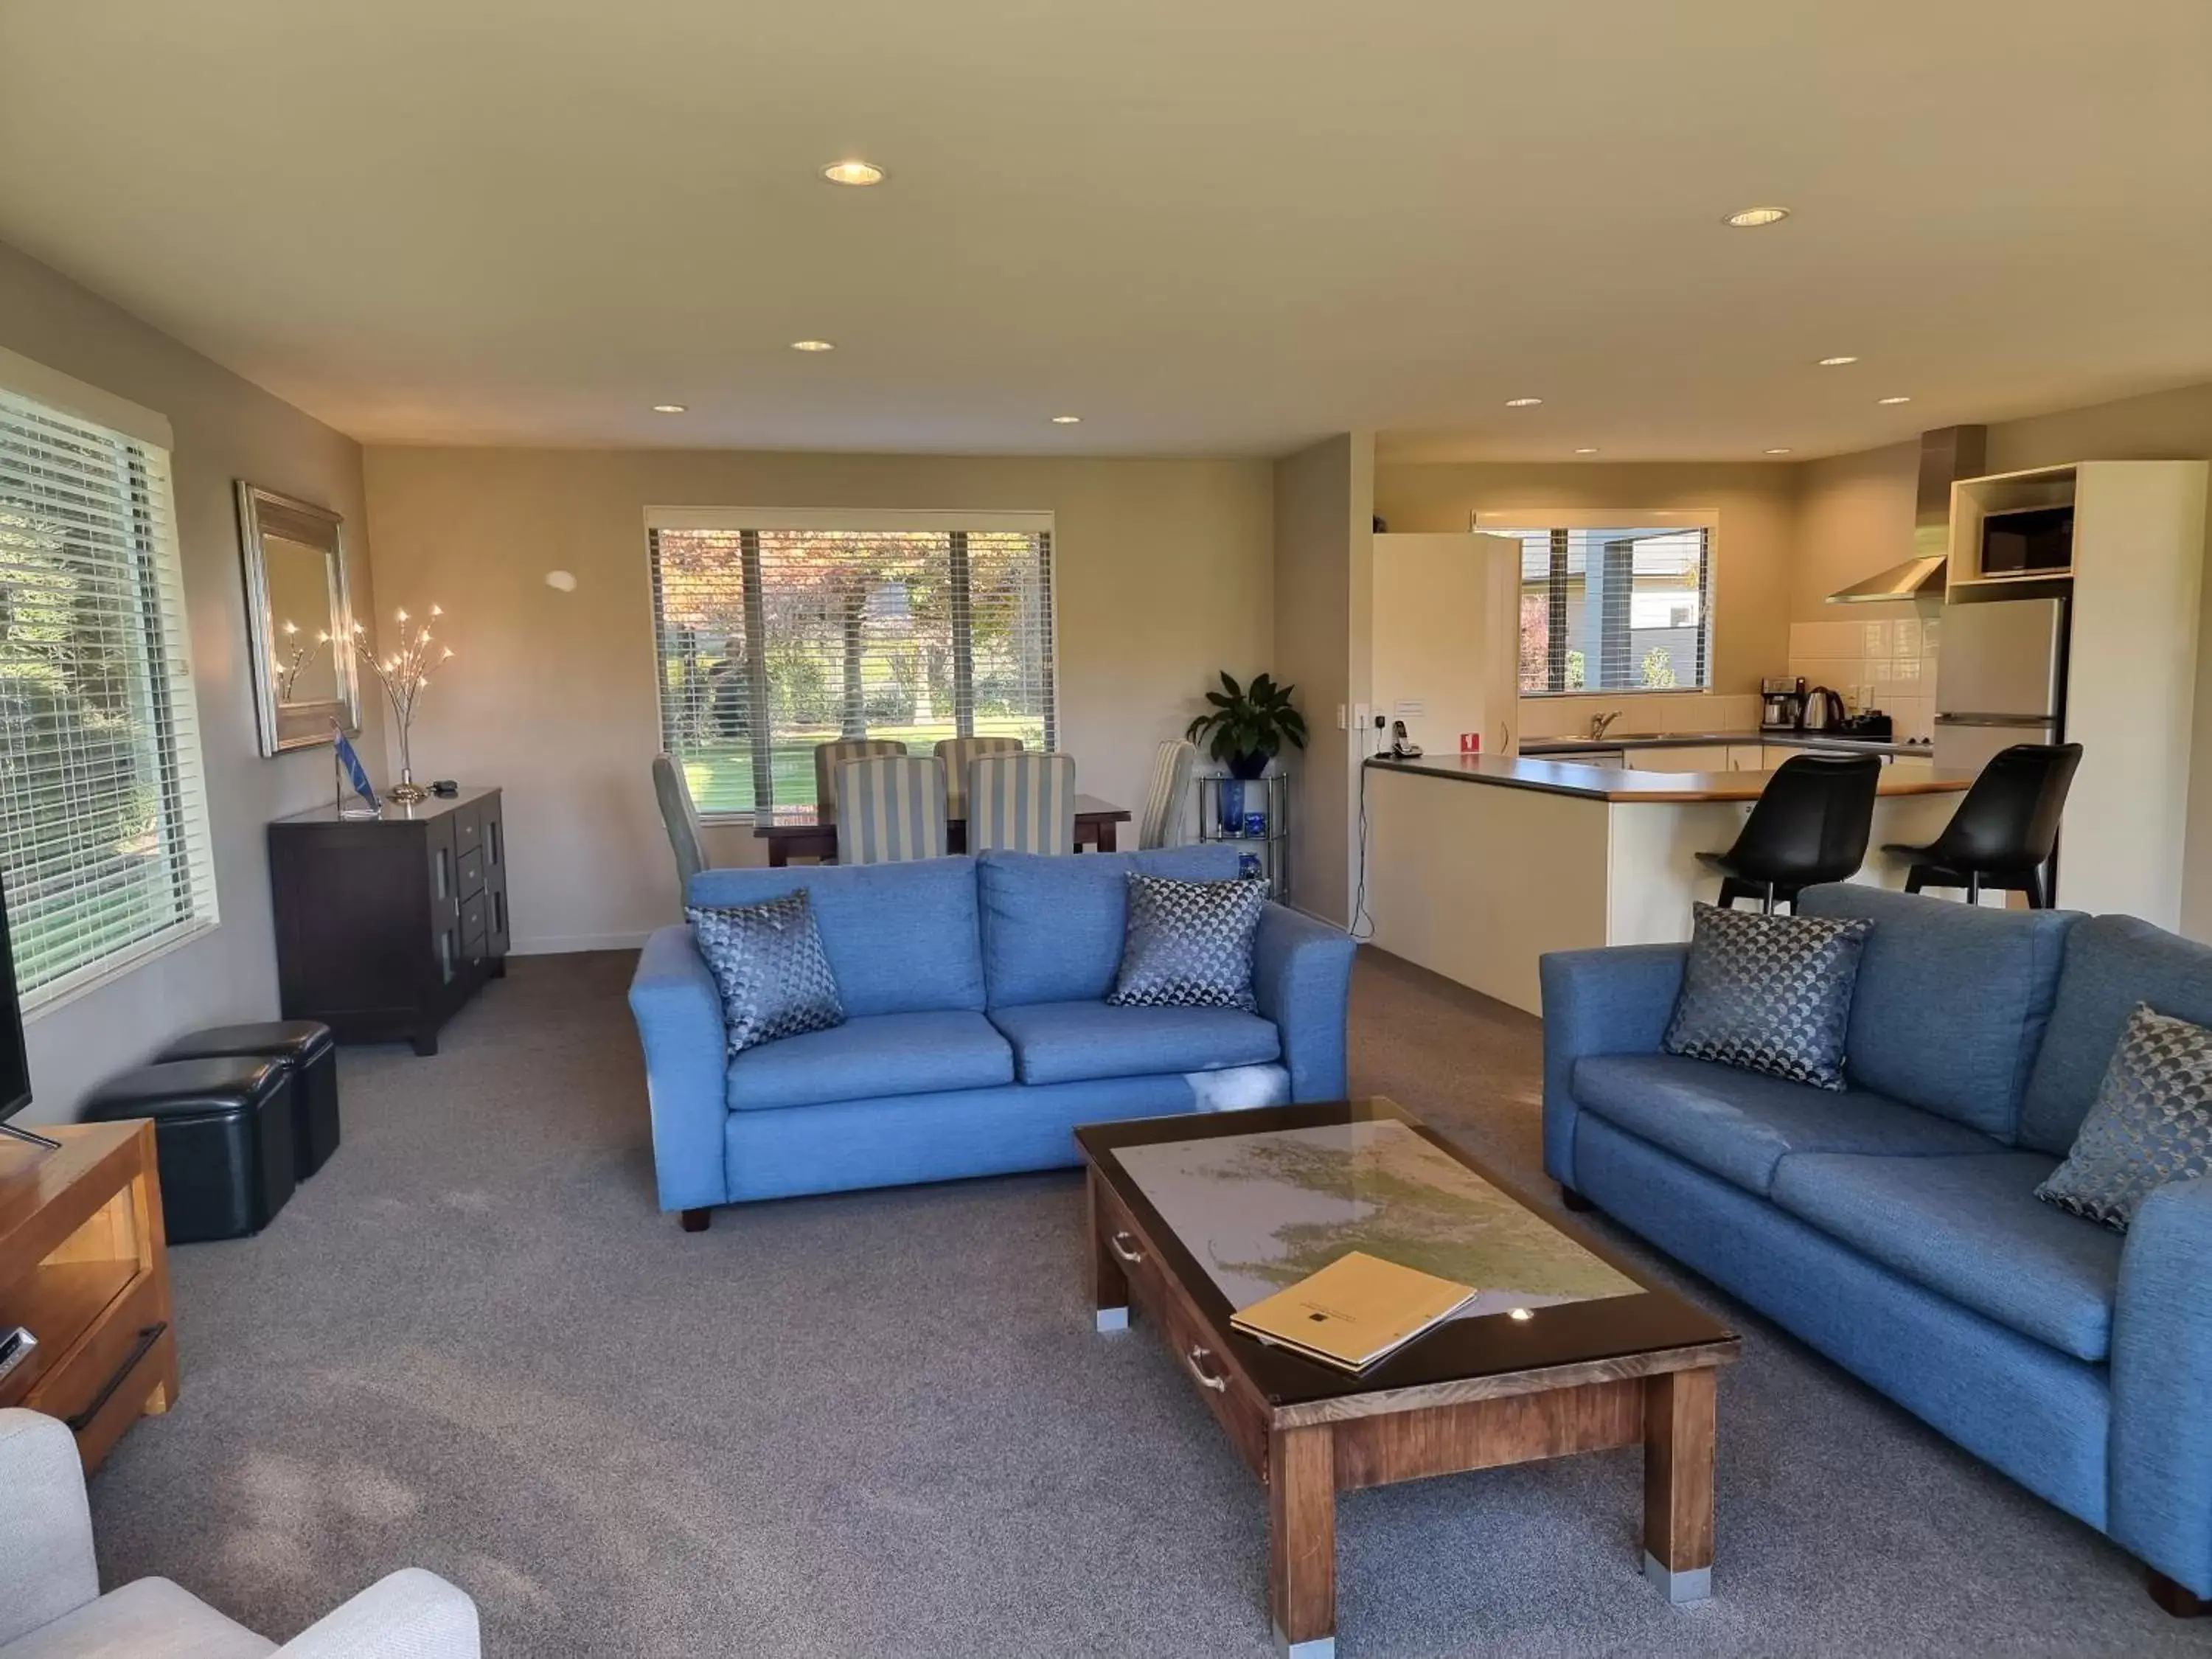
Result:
[1724, 206, 1790, 228]
[1573, 447, 1599, 455]
[1877, 394, 1913, 406]
[1816, 355, 1860, 367]
[790, 339, 836, 352]
[1764, 447, 1795, 455]
[651, 403, 686, 414]
[1050, 414, 1082, 424]
[1504, 397, 1543, 408]
[821, 160, 886, 187]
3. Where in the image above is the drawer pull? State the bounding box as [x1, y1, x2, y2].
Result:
[65, 1324, 165, 1432]
[1183, 1345, 1228, 1393]
[1107, 1230, 1145, 1267]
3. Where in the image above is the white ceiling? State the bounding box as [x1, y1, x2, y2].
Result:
[1, 1, 2208, 461]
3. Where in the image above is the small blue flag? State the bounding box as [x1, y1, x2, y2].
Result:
[333, 726, 380, 811]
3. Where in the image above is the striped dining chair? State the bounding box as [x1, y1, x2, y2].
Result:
[967, 751, 1077, 855]
[835, 756, 950, 864]
[814, 739, 907, 821]
[650, 754, 708, 902]
[1138, 739, 1197, 849]
[933, 735, 1025, 819]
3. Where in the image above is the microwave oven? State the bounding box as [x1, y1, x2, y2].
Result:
[1980, 505, 2074, 576]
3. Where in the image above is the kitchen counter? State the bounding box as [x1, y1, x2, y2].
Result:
[1522, 731, 1932, 759]
[1366, 753, 1972, 802]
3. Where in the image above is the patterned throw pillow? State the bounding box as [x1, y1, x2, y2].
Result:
[2036, 1004, 2212, 1232]
[686, 890, 845, 1057]
[1107, 874, 1267, 1011]
[1662, 902, 1874, 1091]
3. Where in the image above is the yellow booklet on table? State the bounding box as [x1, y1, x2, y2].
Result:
[1231, 1251, 1476, 1374]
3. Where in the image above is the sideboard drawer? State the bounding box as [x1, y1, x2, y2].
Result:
[460, 893, 488, 950]
[453, 805, 482, 853]
[456, 844, 485, 899]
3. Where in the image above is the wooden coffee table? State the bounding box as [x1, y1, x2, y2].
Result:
[1076, 1099, 1739, 1658]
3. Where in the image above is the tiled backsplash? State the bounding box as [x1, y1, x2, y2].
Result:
[1787, 615, 1941, 741]
[1517, 691, 1762, 740]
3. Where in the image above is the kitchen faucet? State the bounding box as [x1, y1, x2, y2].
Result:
[1587, 710, 1621, 740]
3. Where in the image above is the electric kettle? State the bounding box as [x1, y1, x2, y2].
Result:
[1801, 686, 1847, 731]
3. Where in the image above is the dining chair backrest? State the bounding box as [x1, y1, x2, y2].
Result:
[1724, 753, 1882, 888]
[814, 739, 907, 820]
[651, 754, 706, 900]
[934, 735, 1025, 818]
[1930, 742, 2084, 873]
[835, 756, 950, 865]
[967, 751, 1077, 855]
[1138, 739, 1197, 849]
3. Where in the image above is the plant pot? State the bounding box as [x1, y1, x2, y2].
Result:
[1228, 752, 1270, 781]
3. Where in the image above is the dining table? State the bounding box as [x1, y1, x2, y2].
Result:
[753, 793, 1133, 866]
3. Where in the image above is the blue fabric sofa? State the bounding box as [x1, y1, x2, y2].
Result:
[1541, 883, 2212, 1603]
[630, 845, 1356, 1217]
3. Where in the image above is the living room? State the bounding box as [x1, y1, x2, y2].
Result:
[1, 3, 2210, 1657]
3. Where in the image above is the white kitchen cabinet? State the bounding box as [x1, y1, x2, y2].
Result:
[1629, 745, 1733, 773]
[1726, 745, 1767, 771]
[1372, 533, 1523, 760]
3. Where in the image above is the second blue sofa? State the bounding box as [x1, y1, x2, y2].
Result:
[630, 845, 1357, 1217]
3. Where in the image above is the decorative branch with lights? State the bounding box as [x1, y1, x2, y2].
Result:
[351, 604, 454, 803]
[272, 619, 330, 703]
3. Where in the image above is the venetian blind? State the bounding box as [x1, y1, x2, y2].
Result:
[647, 510, 1056, 815]
[1494, 525, 1713, 694]
[0, 386, 218, 1008]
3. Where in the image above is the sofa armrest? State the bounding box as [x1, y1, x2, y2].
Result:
[628, 925, 731, 1211]
[2111, 1175, 2212, 1597]
[0, 1409, 99, 1649]
[1538, 944, 1687, 1189]
[1253, 903, 1357, 1100]
[277, 1568, 480, 1659]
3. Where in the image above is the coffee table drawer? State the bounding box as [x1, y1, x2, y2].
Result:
[1149, 1262, 1270, 1481]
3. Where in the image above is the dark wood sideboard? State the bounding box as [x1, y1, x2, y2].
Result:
[268, 785, 509, 1055]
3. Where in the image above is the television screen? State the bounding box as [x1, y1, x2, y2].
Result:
[0, 883, 29, 1121]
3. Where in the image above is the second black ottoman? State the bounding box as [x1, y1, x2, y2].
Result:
[83, 1058, 294, 1243]
[158, 1020, 339, 1180]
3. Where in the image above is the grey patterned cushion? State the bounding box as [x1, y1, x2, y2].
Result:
[2037, 1004, 2212, 1232]
[1663, 902, 1873, 1091]
[1107, 874, 1266, 1011]
[687, 890, 845, 1057]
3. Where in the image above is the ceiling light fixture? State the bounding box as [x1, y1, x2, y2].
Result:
[651, 403, 686, 414]
[1504, 397, 1543, 408]
[1877, 395, 1912, 406]
[1573, 447, 1599, 455]
[1764, 447, 1794, 455]
[821, 160, 886, 187]
[1816, 355, 1860, 367]
[790, 339, 836, 352]
[1724, 206, 1790, 228]
[1051, 414, 1082, 425]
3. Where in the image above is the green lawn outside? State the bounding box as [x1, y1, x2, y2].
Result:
[684, 717, 1043, 815]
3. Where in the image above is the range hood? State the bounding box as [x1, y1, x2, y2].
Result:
[1826, 425, 1987, 604]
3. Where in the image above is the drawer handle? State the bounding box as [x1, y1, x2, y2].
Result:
[1183, 1345, 1228, 1393]
[1107, 1230, 1145, 1267]
[65, 1323, 165, 1432]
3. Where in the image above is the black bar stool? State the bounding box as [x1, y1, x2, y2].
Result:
[1697, 753, 1882, 913]
[1882, 742, 2083, 908]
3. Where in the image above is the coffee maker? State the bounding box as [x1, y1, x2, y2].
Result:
[1761, 677, 1806, 734]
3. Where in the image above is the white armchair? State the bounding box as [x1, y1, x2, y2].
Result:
[0, 1409, 480, 1659]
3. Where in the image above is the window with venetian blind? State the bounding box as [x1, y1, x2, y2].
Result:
[645, 509, 1057, 815]
[0, 383, 218, 1009]
[1484, 520, 1714, 695]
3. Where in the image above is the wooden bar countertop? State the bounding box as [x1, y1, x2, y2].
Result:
[1365, 753, 1976, 804]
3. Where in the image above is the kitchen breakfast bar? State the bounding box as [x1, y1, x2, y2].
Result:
[1363, 753, 1975, 1015]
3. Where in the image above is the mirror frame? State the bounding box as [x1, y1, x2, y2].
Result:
[236, 481, 361, 756]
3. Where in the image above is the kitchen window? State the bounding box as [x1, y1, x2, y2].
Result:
[0, 378, 219, 1009]
[1482, 516, 1714, 695]
[645, 508, 1057, 816]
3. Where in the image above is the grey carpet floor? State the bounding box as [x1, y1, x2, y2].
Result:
[83, 949, 2206, 1657]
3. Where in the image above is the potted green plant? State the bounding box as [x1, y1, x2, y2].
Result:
[1186, 672, 1308, 835]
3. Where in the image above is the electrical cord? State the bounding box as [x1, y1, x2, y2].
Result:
[1349, 732, 1376, 942]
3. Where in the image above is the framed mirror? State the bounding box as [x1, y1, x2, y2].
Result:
[237, 482, 360, 755]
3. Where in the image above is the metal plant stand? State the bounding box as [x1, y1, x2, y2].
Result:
[1193, 771, 1291, 900]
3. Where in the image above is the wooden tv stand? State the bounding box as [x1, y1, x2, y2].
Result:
[0, 1121, 178, 1470]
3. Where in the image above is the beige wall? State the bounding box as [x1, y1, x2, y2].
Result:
[1270, 435, 1373, 925]
[1374, 461, 1797, 712]
[0, 238, 380, 1122]
[361, 448, 1274, 950]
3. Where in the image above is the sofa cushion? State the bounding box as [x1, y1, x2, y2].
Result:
[686, 857, 984, 1017]
[725, 1011, 1012, 1112]
[1771, 1150, 2125, 1362]
[2036, 1003, 2212, 1232]
[1661, 903, 1870, 1091]
[1797, 884, 2076, 1141]
[988, 999, 1279, 1085]
[687, 890, 844, 1056]
[978, 845, 1239, 1009]
[1108, 874, 1265, 1010]
[0, 1577, 276, 1659]
[1572, 1053, 1998, 1197]
[2020, 914, 2212, 1156]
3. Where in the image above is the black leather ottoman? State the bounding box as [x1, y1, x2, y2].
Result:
[158, 1020, 340, 1180]
[82, 1058, 294, 1243]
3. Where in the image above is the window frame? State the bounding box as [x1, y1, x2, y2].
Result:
[1475, 507, 1719, 698]
[641, 507, 1060, 821]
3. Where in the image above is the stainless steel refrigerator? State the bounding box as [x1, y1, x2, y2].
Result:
[1933, 597, 2067, 773]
